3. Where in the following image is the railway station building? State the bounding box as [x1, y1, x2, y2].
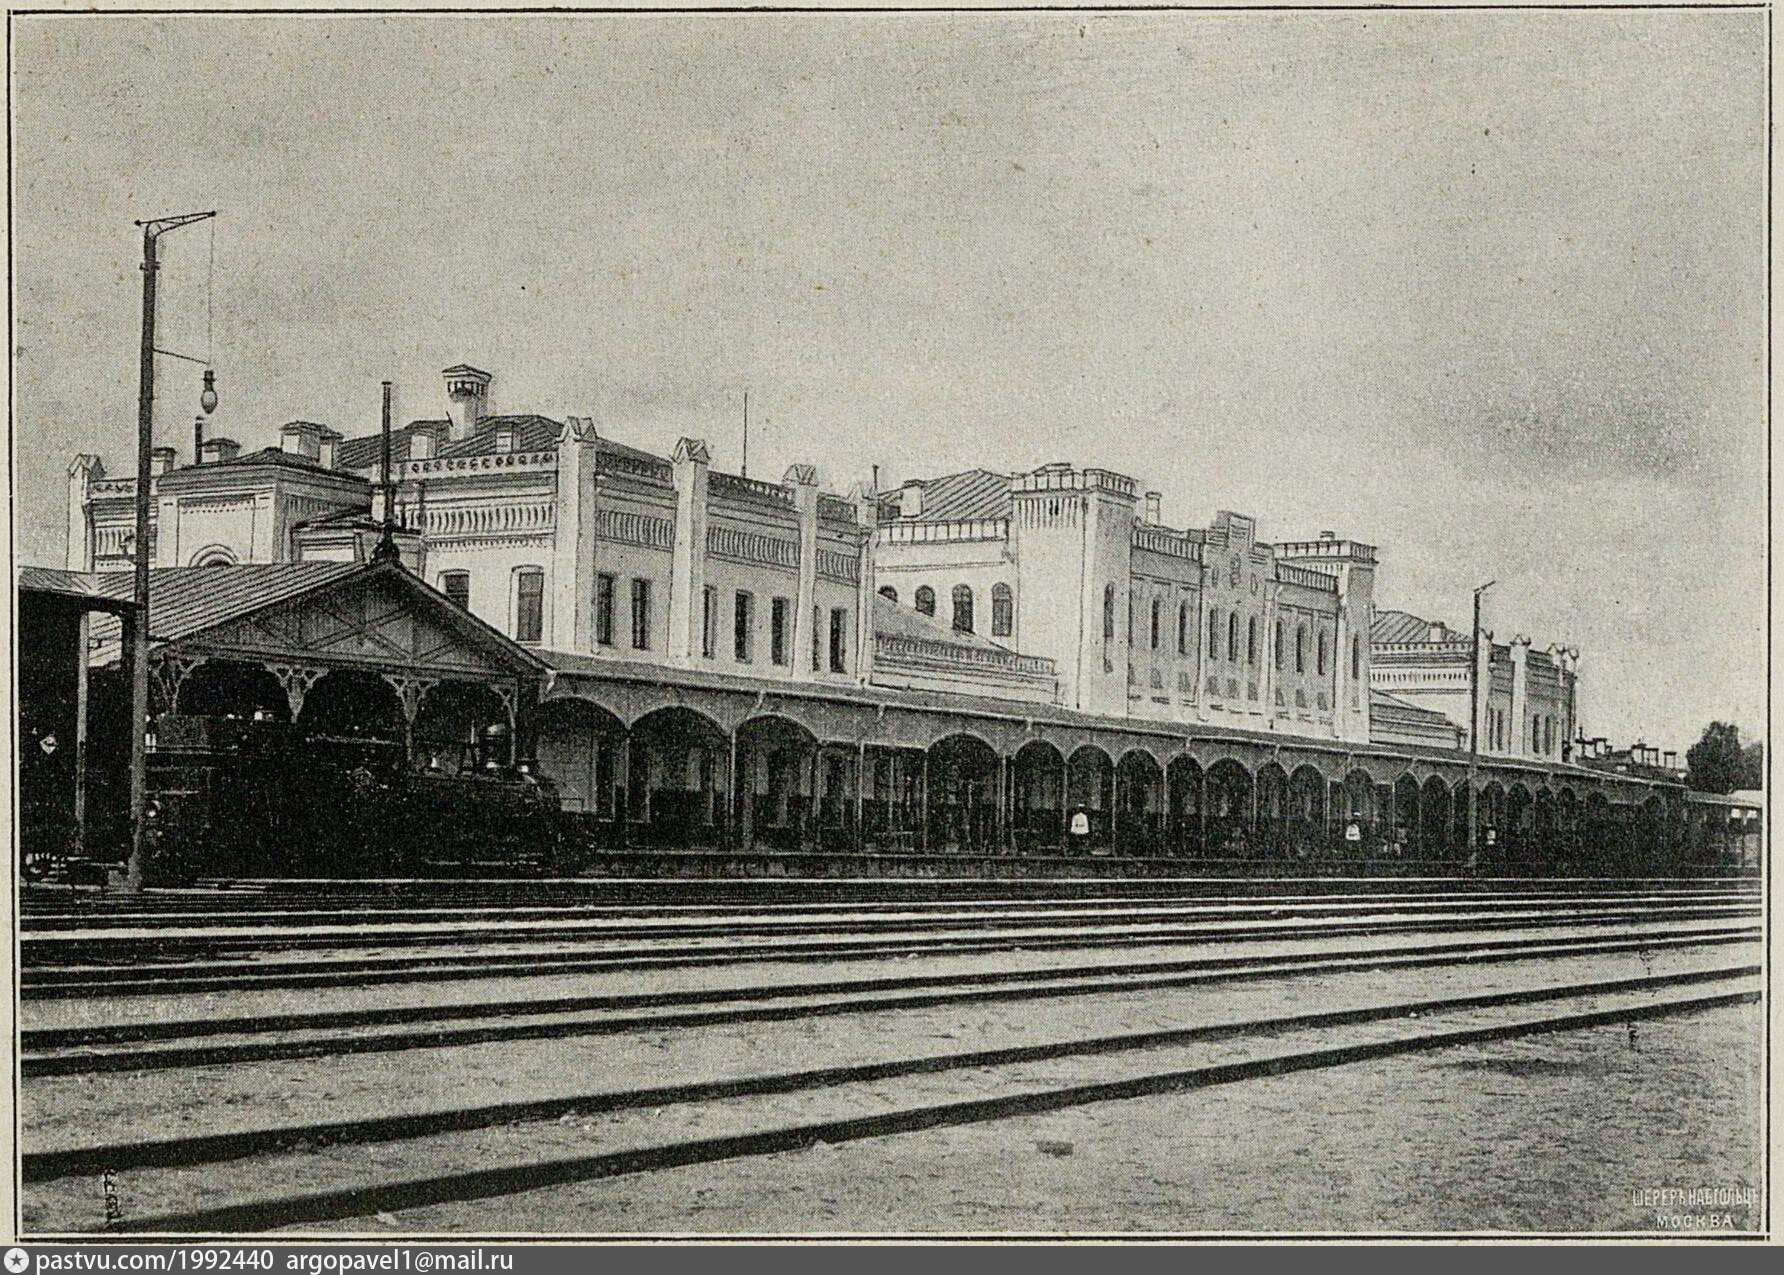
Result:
[48, 362, 1736, 874]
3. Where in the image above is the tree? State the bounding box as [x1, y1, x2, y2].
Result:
[1742, 740, 1765, 790]
[1686, 721, 1756, 794]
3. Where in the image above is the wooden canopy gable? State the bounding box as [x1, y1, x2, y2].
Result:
[159, 563, 544, 682]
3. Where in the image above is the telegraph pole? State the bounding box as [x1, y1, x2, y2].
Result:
[125, 209, 216, 891]
[1466, 579, 1495, 868]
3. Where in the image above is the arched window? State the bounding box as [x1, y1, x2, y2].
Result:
[1150, 598, 1161, 650]
[1274, 620, 1283, 669]
[1227, 613, 1238, 662]
[1296, 626, 1307, 674]
[915, 586, 935, 617]
[1209, 608, 1220, 658]
[1246, 617, 1257, 665]
[1103, 584, 1117, 642]
[1351, 634, 1361, 681]
[951, 584, 974, 633]
[878, 585, 898, 603]
[1317, 630, 1328, 676]
[991, 584, 1013, 637]
[1178, 603, 1189, 655]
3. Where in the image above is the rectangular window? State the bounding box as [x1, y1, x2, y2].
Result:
[440, 571, 470, 612]
[734, 591, 755, 662]
[701, 585, 717, 659]
[829, 607, 848, 673]
[813, 607, 822, 671]
[630, 578, 651, 650]
[595, 573, 615, 647]
[771, 597, 790, 666]
[514, 569, 544, 645]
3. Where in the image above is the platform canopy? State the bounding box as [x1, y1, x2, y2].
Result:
[63, 560, 544, 720]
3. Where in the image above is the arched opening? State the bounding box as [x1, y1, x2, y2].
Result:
[878, 585, 898, 603]
[1393, 775, 1422, 858]
[1066, 745, 1115, 853]
[287, 671, 409, 873]
[1167, 755, 1204, 857]
[174, 659, 290, 723]
[1339, 769, 1375, 858]
[1012, 739, 1065, 854]
[534, 697, 626, 835]
[1533, 788, 1558, 875]
[991, 583, 1013, 637]
[414, 681, 513, 772]
[1476, 782, 1506, 867]
[1637, 794, 1668, 875]
[628, 706, 729, 849]
[1450, 783, 1474, 864]
[1255, 763, 1289, 858]
[734, 714, 821, 852]
[927, 733, 999, 853]
[1116, 749, 1165, 856]
[951, 584, 975, 635]
[298, 669, 405, 746]
[188, 544, 238, 567]
[1420, 776, 1451, 861]
[1507, 783, 1535, 873]
[1205, 758, 1255, 857]
[861, 745, 923, 853]
[1582, 791, 1614, 873]
[1287, 764, 1327, 859]
[914, 586, 935, 617]
[1556, 788, 1580, 871]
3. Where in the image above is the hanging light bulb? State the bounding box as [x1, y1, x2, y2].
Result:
[199, 369, 218, 416]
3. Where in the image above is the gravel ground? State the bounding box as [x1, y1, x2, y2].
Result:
[21, 940, 1754, 1153]
[20, 939, 1759, 1235]
[327, 1003, 1765, 1237]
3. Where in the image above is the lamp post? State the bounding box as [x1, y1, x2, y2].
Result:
[1466, 579, 1495, 869]
[124, 209, 217, 891]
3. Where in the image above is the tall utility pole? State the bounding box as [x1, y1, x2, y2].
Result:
[126, 209, 216, 891]
[1466, 579, 1495, 868]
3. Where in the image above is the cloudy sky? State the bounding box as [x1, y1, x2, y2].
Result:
[10, 10, 1766, 754]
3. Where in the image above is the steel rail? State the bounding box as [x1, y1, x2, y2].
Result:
[86, 985, 1761, 1234]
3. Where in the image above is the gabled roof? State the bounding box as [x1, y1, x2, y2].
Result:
[1371, 608, 1463, 644]
[335, 415, 565, 470]
[879, 469, 1012, 523]
[76, 561, 544, 674]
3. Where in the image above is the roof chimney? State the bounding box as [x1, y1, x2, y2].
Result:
[281, 421, 324, 460]
[150, 446, 176, 476]
[199, 437, 240, 465]
[899, 479, 924, 519]
[1319, 530, 1336, 541]
[442, 364, 491, 442]
[408, 421, 443, 461]
[1143, 491, 1162, 524]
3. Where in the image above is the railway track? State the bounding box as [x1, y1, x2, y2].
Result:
[21, 888, 1761, 997]
[21, 927, 1757, 1075]
[21, 969, 1759, 1234]
[19, 882, 1756, 929]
